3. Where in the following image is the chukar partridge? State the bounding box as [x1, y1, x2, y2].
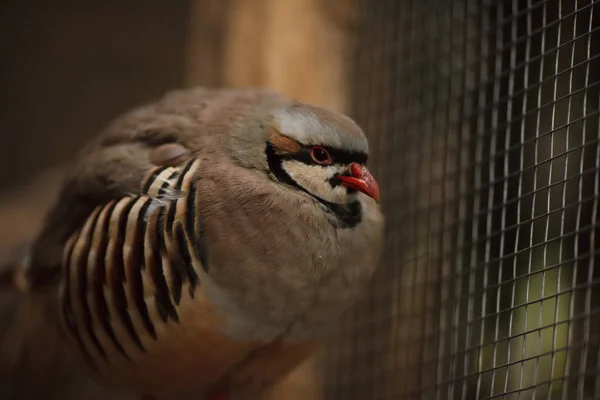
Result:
[1, 87, 384, 400]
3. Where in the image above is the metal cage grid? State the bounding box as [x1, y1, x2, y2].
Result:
[324, 0, 600, 399]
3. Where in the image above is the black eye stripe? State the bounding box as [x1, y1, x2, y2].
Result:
[280, 146, 368, 166]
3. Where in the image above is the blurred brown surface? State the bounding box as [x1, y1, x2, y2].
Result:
[0, 0, 189, 192]
[220, 0, 359, 113]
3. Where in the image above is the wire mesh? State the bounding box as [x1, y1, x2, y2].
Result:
[324, 0, 600, 399]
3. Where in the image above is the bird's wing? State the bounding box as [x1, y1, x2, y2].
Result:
[52, 155, 309, 397]
[25, 85, 283, 283]
[24, 91, 213, 285]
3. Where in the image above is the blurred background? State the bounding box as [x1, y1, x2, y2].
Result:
[0, 1, 599, 399]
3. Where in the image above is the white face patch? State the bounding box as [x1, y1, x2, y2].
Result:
[281, 160, 357, 204]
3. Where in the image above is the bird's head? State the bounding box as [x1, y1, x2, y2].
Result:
[262, 103, 380, 227]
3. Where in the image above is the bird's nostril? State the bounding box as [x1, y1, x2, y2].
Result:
[350, 163, 364, 178]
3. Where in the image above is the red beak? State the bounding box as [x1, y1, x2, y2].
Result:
[337, 162, 380, 203]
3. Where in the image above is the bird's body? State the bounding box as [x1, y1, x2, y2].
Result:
[3, 87, 383, 399]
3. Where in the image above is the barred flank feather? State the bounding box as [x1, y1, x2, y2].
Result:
[58, 158, 208, 371]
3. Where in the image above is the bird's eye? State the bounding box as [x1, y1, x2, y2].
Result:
[310, 146, 332, 165]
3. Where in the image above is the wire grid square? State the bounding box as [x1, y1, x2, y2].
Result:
[323, 0, 600, 399]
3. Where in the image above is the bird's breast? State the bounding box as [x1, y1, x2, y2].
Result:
[198, 183, 383, 341]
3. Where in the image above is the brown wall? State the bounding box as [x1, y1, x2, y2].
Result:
[0, 0, 190, 192]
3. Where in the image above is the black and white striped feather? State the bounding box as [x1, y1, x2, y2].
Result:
[58, 158, 208, 373]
